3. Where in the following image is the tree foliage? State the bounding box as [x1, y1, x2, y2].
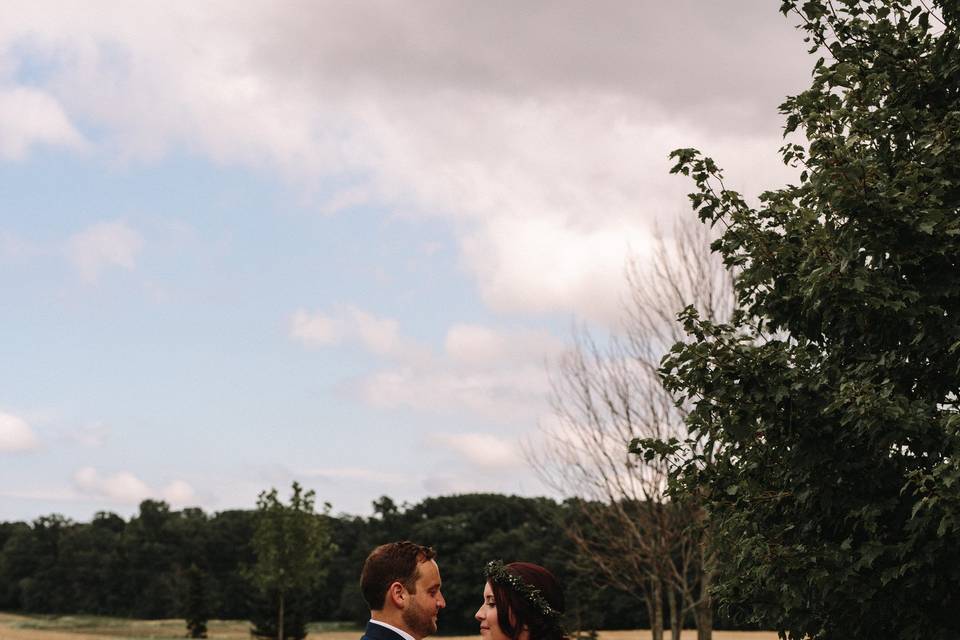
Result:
[646, 1, 960, 638]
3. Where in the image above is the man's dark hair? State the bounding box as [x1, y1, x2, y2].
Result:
[361, 541, 437, 610]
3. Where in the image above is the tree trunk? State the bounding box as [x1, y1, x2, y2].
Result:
[277, 593, 285, 640]
[651, 575, 664, 640]
[668, 586, 681, 640]
[644, 590, 655, 640]
[695, 592, 712, 640]
[695, 552, 713, 640]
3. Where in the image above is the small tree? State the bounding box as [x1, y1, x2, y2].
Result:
[250, 482, 335, 640]
[184, 563, 209, 638]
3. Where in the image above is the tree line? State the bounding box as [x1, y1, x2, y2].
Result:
[0, 492, 729, 635]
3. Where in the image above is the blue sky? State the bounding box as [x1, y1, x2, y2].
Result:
[0, 1, 809, 522]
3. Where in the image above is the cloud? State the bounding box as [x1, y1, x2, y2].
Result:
[72, 467, 196, 506]
[66, 220, 144, 283]
[445, 324, 565, 368]
[291, 310, 562, 424]
[352, 309, 405, 356]
[162, 480, 197, 505]
[359, 364, 550, 423]
[351, 323, 564, 424]
[290, 309, 340, 346]
[73, 467, 149, 503]
[318, 186, 373, 215]
[289, 305, 429, 362]
[0, 86, 84, 160]
[432, 432, 523, 469]
[293, 311, 569, 423]
[0, 411, 40, 452]
[2, 2, 808, 321]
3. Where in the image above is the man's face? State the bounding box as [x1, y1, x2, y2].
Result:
[402, 559, 445, 640]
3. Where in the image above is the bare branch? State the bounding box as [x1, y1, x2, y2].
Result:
[527, 216, 733, 640]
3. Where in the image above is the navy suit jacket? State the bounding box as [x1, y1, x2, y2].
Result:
[361, 621, 408, 640]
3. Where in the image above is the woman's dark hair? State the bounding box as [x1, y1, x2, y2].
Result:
[490, 562, 565, 640]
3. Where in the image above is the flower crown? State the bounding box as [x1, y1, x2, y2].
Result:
[483, 560, 563, 629]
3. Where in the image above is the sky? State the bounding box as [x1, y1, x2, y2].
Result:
[0, 1, 811, 522]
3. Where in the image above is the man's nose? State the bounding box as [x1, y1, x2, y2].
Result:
[438, 593, 446, 609]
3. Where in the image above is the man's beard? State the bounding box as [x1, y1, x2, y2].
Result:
[402, 598, 437, 639]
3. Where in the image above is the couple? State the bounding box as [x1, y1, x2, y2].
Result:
[359, 541, 564, 640]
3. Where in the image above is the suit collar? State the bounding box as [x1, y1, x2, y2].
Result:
[365, 620, 415, 640]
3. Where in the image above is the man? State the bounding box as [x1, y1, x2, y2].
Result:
[360, 541, 446, 640]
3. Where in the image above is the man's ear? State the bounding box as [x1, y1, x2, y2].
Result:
[387, 581, 406, 609]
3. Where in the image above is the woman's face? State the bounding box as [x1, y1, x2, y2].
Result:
[476, 581, 523, 640]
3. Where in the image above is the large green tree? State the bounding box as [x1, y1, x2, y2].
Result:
[250, 482, 335, 640]
[643, 1, 960, 638]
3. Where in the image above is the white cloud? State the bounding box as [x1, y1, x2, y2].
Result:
[358, 359, 551, 424]
[290, 308, 565, 421]
[73, 467, 150, 503]
[0, 411, 40, 452]
[319, 186, 373, 215]
[0, 86, 84, 160]
[67, 220, 144, 283]
[432, 432, 523, 469]
[290, 309, 340, 346]
[72, 467, 196, 506]
[161, 480, 197, 505]
[306, 318, 567, 424]
[461, 215, 656, 322]
[444, 325, 507, 366]
[445, 324, 565, 368]
[289, 306, 429, 362]
[351, 309, 404, 356]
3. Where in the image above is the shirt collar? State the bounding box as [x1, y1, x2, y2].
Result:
[369, 619, 417, 640]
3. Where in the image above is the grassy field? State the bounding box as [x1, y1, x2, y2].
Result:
[0, 614, 780, 640]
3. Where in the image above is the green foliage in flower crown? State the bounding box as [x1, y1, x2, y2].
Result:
[638, 1, 960, 638]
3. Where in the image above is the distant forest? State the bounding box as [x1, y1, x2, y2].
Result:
[0, 493, 740, 633]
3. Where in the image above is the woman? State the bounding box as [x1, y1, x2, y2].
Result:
[475, 560, 565, 640]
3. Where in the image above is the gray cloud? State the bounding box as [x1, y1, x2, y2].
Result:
[251, 0, 809, 133]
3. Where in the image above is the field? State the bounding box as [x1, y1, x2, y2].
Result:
[0, 614, 780, 640]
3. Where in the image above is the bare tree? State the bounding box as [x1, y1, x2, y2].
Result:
[528, 218, 732, 640]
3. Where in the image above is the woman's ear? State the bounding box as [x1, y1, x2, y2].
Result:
[387, 581, 406, 608]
